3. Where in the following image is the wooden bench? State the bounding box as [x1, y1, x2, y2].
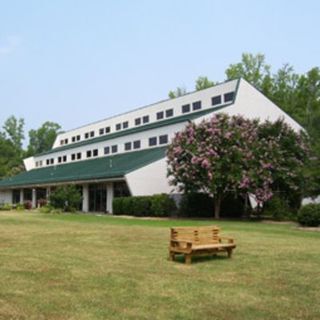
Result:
[169, 226, 236, 264]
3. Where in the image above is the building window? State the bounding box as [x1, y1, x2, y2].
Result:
[99, 128, 104, 135]
[87, 150, 92, 158]
[157, 111, 164, 120]
[93, 149, 98, 157]
[104, 146, 110, 155]
[111, 145, 118, 153]
[116, 123, 121, 131]
[85, 133, 89, 139]
[135, 118, 141, 126]
[149, 137, 157, 146]
[143, 115, 149, 124]
[39, 161, 43, 167]
[71, 154, 76, 161]
[182, 104, 190, 113]
[63, 156, 67, 162]
[192, 101, 202, 111]
[58, 157, 62, 163]
[72, 136, 76, 142]
[50, 158, 54, 164]
[64, 139, 68, 145]
[60, 140, 64, 145]
[123, 121, 129, 129]
[224, 92, 235, 102]
[159, 134, 168, 144]
[90, 131, 95, 138]
[76, 135, 81, 141]
[105, 127, 110, 134]
[166, 109, 174, 117]
[212, 95, 221, 106]
[46, 159, 50, 165]
[133, 140, 141, 149]
[77, 153, 82, 160]
[124, 142, 132, 151]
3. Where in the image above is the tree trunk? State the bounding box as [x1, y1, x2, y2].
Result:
[214, 195, 221, 219]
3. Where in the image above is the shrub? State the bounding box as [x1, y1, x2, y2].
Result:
[16, 203, 25, 211]
[39, 204, 55, 214]
[297, 204, 320, 227]
[113, 194, 177, 217]
[262, 196, 294, 221]
[0, 203, 12, 211]
[37, 198, 47, 208]
[24, 200, 32, 210]
[49, 185, 82, 212]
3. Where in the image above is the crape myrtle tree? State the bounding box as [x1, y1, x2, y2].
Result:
[167, 113, 309, 219]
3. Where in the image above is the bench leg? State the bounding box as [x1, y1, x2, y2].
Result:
[168, 251, 175, 261]
[185, 254, 192, 265]
[227, 249, 233, 258]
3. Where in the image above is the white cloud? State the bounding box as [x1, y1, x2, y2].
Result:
[0, 35, 21, 56]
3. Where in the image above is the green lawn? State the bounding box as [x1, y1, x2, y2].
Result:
[0, 211, 319, 320]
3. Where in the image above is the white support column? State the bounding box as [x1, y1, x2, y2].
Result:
[20, 189, 24, 204]
[32, 189, 36, 209]
[82, 184, 89, 212]
[106, 182, 114, 214]
[46, 187, 51, 201]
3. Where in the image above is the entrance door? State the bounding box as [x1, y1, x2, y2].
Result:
[89, 184, 107, 212]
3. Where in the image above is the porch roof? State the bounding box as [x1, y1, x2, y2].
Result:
[0, 147, 167, 189]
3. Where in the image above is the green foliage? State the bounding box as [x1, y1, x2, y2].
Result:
[49, 185, 82, 212]
[0, 203, 12, 211]
[168, 86, 187, 99]
[16, 203, 25, 211]
[195, 76, 215, 91]
[297, 204, 320, 227]
[3, 116, 25, 151]
[113, 194, 177, 217]
[262, 196, 294, 221]
[39, 204, 55, 214]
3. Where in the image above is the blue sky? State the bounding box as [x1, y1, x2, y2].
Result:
[0, 0, 319, 140]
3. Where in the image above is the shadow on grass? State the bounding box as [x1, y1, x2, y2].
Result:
[170, 254, 230, 265]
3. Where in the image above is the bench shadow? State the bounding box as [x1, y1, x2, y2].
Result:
[171, 254, 230, 265]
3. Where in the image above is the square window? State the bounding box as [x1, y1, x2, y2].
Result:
[58, 157, 62, 163]
[212, 95, 221, 105]
[182, 104, 190, 113]
[93, 149, 98, 157]
[224, 92, 235, 102]
[85, 133, 89, 139]
[135, 118, 141, 126]
[105, 127, 110, 133]
[133, 140, 141, 149]
[77, 135, 81, 141]
[77, 153, 82, 160]
[125, 142, 132, 151]
[192, 101, 202, 111]
[104, 146, 110, 155]
[87, 150, 92, 158]
[159, 135, 168, 144]
[90, 131, 95, 138]
[149, 137, 157, 146]
[116, 123, 121, 131]
[166, 109, 174, 117]
[99, 128, 104, 135]
[63, 156, 67, 162]
[143, 115, 149, 124]
[157, 111, 164, 120]
[111, 145, 118, 153]
[71, 154, 76, 161]
[123, 121, 129, 129]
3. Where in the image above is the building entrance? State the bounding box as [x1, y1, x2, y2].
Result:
[89, 184, 107, 212]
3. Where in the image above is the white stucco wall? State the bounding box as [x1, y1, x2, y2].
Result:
[0, 190, 12, 204]
[125, 158, 172, 196]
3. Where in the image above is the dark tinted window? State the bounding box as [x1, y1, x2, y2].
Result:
[63, 156, 67, 162]
[135, 118, 141, 126]
[123, 121, 129, 129]
[72, 136, 76, 142]
[182, 104, 190, 113]
[65, 139, 68, 144]
[166, 109, 174, 117]
[90, 131, 95, 137]
[124, 142, 132, 151]
[105, 127, 110, 133]
[157, 111, 164, 120]
[77, 153, 82, 159]
[71, 154, 76, 161]
[87, 150, 92, 158]
[143, 115, 149, 124]
[50, 158, 54, 164]
[99, 128, 104, 135]
[85, 133, 89, 139]
[112, 145, 118, 153]
[116, 123, 121, 131]
[46, 159, 50, 165]
[93, 149, 98, 157]
[58, 157, 62, 163]
[149, 137, 157, 146]
[133, 140, 141, 149]
[159, 135, 168, 144]
[60, 140, 64, 145]
[104, 146, 110, 155]
[192, 101, 202, 111]
[212, 95, 221, 105]
[77, 135, 81, 141]
[224, 91, 235, 102]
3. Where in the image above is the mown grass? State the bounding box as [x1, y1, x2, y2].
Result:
[0, 211, 319, 320]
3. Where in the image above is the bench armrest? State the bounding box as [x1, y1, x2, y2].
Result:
[170, 239, 193, 249]
[219, 236, 234, 244]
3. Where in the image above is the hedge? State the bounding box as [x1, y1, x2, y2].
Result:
[297, 204, 320, 227]
[113, 194, 177, 217]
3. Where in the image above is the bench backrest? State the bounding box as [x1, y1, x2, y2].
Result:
[170, 226, 220, 244]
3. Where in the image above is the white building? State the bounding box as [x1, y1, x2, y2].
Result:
[0, 78, 302, 212]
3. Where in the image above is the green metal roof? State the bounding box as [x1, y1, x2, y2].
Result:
[0, 147, 167, 189]
[37, 102, 233, 157]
